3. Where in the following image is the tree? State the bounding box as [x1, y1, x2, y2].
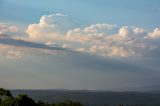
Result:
[0, 97, 14, 106]
[0, 88, 84, 106]
[118, 104, 124, 106]
[55, 100, 83, 106]
[0, 88, 12, 99]
[37, 100, 48, 106]
[14, 94, 37, 106]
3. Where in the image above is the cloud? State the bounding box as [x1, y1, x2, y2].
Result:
[108, 46, 131, 57]
[6, 50, 23, 59]
[65, 23, 117, 44]
[26, 13, 73, 42]
[26, 14, 116, 44]
[62, 44, 71, 48]
[107, 26, 146, 41]
[0, 44, 25, 59]
[84, 23, 116, 33]
[45, 41, 58, 47]
[66, 26, 149, 57]
[0, 23, 19, 35]
[148, 28, 160, 39]
[1, 14, 160, 58]
[0, 34, 71, 59]
[25, 14, 160, 57]
[66, 26, 108, 43]
[0, 36, 67, 51]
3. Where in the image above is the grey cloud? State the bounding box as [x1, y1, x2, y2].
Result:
[0, 36, 68, 52]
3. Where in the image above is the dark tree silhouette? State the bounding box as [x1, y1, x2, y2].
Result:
[14, 94, 37, 106]
[0, 88, 83, 106]
[0, 97, 14, 106]
[0, 88, 12, 99]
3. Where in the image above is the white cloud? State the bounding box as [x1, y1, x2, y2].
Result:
[107, 26, 146, 41]
[26, 13, 71, 42]
[66, 23, 114, 43]
[0, 37, 69, 59]
[88, 45, 134, 57]
[62, 44, 71, 48]
[118, 26, 130, 37]
[0, 14, 158, 58]
[81, 26, 147, 57]
[45, 41, 59, 47]
[6, 50, 23, 59]
[26, 14, 115, 44]
[75, 48, 86, 53]
[0, 45, 23, 59]
[148, 28, 160, 39]
[0, 23, 19, 36]
[25, 13, 160, 57]
[84, 23, 116, 33]
[66, 28, 91, 43]
[108, 46, 130, 57]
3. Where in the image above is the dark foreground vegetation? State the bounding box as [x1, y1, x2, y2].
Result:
[0, 88, 83, 106]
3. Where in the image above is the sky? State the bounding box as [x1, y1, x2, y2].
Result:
[0, 0, 160, 91]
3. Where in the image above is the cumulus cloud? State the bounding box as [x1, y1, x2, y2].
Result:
[87, 45, 135, 57]
[0, 34, 71, 59]
[107, 26, 146, 41]
[1, 14, 160, 58]
[0, 21, 72, 59]
[0, 44, 24, 59]
[6, 50, 23, 59]
[25, 14, 160, 57]
[65, 23, 116, 43]
[26, 14, 114, 44]
[108, 46, 131, 57]
[75, 48, 86, 53]
[66, 26, 108, 43]
[84, 23, 116, 33]
[148, 28, 160, 39]
[26, 13, 73, 42]
[65, 26, 148, 57]
[62, 44, 71, 48]
[0, 23, 19, 36]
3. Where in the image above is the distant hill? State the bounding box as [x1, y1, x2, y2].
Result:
[118, 84, 160, 93]
[11, 90, 160, 106]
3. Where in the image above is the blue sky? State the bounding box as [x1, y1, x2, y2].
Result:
[1, 0, 160, 28]
[0, 0, 160, 90]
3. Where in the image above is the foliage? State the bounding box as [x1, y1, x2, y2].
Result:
[54, 100, 82, 106]
[14, 94, 37, 106]
[0, 88, 83, 106]
[0, 97, 14, 106]
[0, 88, 12, 99]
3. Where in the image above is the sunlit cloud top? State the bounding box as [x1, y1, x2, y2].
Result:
[0, 13, 160, 58]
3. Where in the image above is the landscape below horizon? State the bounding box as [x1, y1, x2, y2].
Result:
[10, 89, 160, 106]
